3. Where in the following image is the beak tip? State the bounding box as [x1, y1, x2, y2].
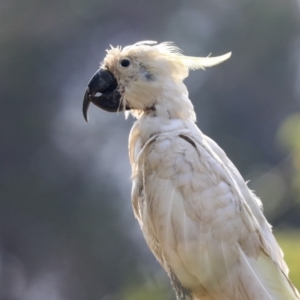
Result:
[83, 89, 91, 122]
[84, 114, 89, 122]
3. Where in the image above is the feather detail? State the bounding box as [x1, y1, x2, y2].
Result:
[133, 40, 158, 46]
[180, 52, 232, 70]
[238, 247, 299, 300]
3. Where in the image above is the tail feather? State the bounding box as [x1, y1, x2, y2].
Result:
[238, 247, 300, 300]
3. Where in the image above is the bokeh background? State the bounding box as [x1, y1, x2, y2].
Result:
[1, 0, 300, 299]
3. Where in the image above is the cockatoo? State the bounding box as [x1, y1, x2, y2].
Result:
[82, 41, 300, 300]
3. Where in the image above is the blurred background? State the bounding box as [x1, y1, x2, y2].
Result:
[1, 0, 300, 299]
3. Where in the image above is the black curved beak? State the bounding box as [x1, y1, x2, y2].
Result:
[83, 69, 130, 122]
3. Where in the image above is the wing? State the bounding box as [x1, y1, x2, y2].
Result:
[131, 129, 299, 300]
[202, 134, 289, 273]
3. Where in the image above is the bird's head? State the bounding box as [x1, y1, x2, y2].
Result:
[83, 41, 231, 121]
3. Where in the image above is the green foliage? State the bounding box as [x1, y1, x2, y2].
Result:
[102, 272, 175, 300]
[278, 113, 300, 202]
[275, 231, 300, 290]
[278, 114, 300, 151]
[122, 283, 173, 300]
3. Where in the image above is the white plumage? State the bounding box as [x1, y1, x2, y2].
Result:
[86, 41, 300, 299]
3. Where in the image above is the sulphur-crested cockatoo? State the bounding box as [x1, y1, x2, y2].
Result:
[83, 41, 300, 300]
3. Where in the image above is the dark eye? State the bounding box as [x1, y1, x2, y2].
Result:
[120, 59, 130, 67]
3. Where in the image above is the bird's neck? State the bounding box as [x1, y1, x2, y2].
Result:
[130, 112, 196, 152]
[130, 81, 196, 122]
[128, 80, 197, 153]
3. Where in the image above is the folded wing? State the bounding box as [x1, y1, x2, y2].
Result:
[131, 129, 299, 300]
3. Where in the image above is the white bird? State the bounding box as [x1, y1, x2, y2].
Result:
[83, 41, 300, 300]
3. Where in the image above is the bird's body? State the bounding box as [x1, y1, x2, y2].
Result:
[83, 41, 300, 299]
[129, 114, 297, 300]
